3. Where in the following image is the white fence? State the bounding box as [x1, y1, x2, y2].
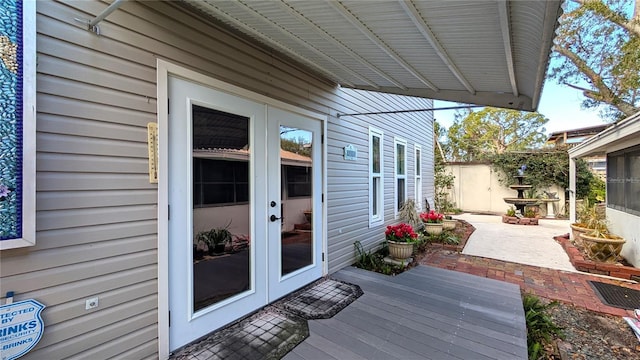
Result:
[445, 163, 566, 216]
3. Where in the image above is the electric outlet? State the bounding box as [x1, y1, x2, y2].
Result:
[85, 297, 99, 310]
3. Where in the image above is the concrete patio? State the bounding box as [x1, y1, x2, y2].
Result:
[458, 213, 575, 272]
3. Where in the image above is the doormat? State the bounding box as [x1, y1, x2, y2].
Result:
[589, 281, 640, 310]
[276, 278, 363, 319]
[171, 308, 308, 360]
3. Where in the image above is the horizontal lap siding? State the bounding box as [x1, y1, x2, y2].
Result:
[0, 0, 433, 357]
[326, 89, 434, 272]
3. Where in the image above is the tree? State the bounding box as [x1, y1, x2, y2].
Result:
[491, 150, 604, 204]
[551, 0, 640, 119]
[445, 108, 548, 161]
[280, 137, 311, 157]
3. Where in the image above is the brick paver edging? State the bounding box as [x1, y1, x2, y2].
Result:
[501, 214, 539, 225]
[554, 234, 640, 281]
[419, 248, 639, 317]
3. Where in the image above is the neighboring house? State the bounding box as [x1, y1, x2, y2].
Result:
[0, 1, 561, 358]
[569, 112, 640, 267]
[446, 162, 565, 216]
[192, 148, 313, 236]
[546, 124, 609, 147]
[546, 124, 610, 180]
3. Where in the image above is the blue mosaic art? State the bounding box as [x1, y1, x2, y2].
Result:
[0, 0, 22, 240]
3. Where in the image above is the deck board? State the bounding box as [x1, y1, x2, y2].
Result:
[284, 265, 527, 360]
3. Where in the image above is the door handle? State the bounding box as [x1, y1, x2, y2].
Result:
[270, 215, 282, 222]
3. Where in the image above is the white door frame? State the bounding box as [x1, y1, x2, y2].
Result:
[156, 59, 328, 358]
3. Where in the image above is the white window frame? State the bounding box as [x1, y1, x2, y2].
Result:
[369, 127, 384, 227]
[1, 1, 36, 250]
[394, 137, 408, 218]
[415, 144, 422, 211]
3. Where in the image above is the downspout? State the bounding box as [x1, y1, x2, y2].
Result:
[569, 157, 576, 223]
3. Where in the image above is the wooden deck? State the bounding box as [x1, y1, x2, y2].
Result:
[284, 265, 527, 360]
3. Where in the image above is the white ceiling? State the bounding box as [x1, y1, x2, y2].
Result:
[181, 0, 562, 111]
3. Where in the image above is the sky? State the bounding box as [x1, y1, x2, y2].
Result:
[433, 78, 609, 137]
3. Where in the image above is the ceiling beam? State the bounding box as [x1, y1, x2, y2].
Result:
[279, 0, 407, 89]
[197, 0, 362, 87]
[329, 1, 439, 91]
[399, 0, 475, 95]
[497, 0, 519, 97]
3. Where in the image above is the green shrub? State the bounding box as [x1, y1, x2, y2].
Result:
[427, 232, 460, 245]
[522, 293, 563, 360]
[353, 241, 402, 275]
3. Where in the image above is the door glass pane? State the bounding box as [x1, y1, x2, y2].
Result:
[192, 105, 250, 312]
[280, 126, 313, 275]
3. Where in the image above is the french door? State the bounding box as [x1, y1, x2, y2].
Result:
[167, 76, 323, 351]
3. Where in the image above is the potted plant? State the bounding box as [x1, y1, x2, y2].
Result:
[420, 210, 444, 235]
[196, 223, 233, 256]
[303, 209, 312, 223]
[570, 199, 600, 246]
[398, 199, 421, 229]
[580, 218, 625, 263]
[442, 215, 457, 230]
[194, 230, 213, 256]
[385, 223, 418, 260]
[208, 226, 232, 255]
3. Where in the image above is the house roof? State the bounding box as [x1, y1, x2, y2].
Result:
[547, 124, 610, 142]
[193, 148, 312, 166]
[179, 0, 562, 112]
[569, 112, 640, 158]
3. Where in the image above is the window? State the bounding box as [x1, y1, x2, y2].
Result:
[394, 138, 407, 217]
[193, 159, 249, 206]
[284, 165, 312, 198]
[369, 128, 384, 227]
[415, 145, 422, 211]
[607, 145, 640, 215]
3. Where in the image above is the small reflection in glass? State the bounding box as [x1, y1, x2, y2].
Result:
[280, 126, 313, 275]
[192, 105, 250, 311]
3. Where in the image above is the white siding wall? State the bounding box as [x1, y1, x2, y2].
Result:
[326, 89, 434, 272]
[608, 206, 640, 267]
[0, 0, 433, 357]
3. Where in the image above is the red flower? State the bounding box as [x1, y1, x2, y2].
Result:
[420, 210, 443, 223]
[385, 223, 418, 243]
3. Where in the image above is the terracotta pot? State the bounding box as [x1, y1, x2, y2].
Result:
[424, 223, 443, 235]
[569, 223, 590, 246]
[442, 219, 457, 231]
[387, 240, 414, 260]
[303, 210, 312, 223]
[580, 233, 625, 263]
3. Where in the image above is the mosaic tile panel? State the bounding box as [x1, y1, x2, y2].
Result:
[0, 0, 22, 240]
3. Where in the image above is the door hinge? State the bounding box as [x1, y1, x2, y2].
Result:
[167, 98, 170, 114]
[322, 252, 325, 262]
[321, 134, 324, 144]
[168, 311, 171, 327]
[321, 193, 324, 203]
[168, 205, 170, 220]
